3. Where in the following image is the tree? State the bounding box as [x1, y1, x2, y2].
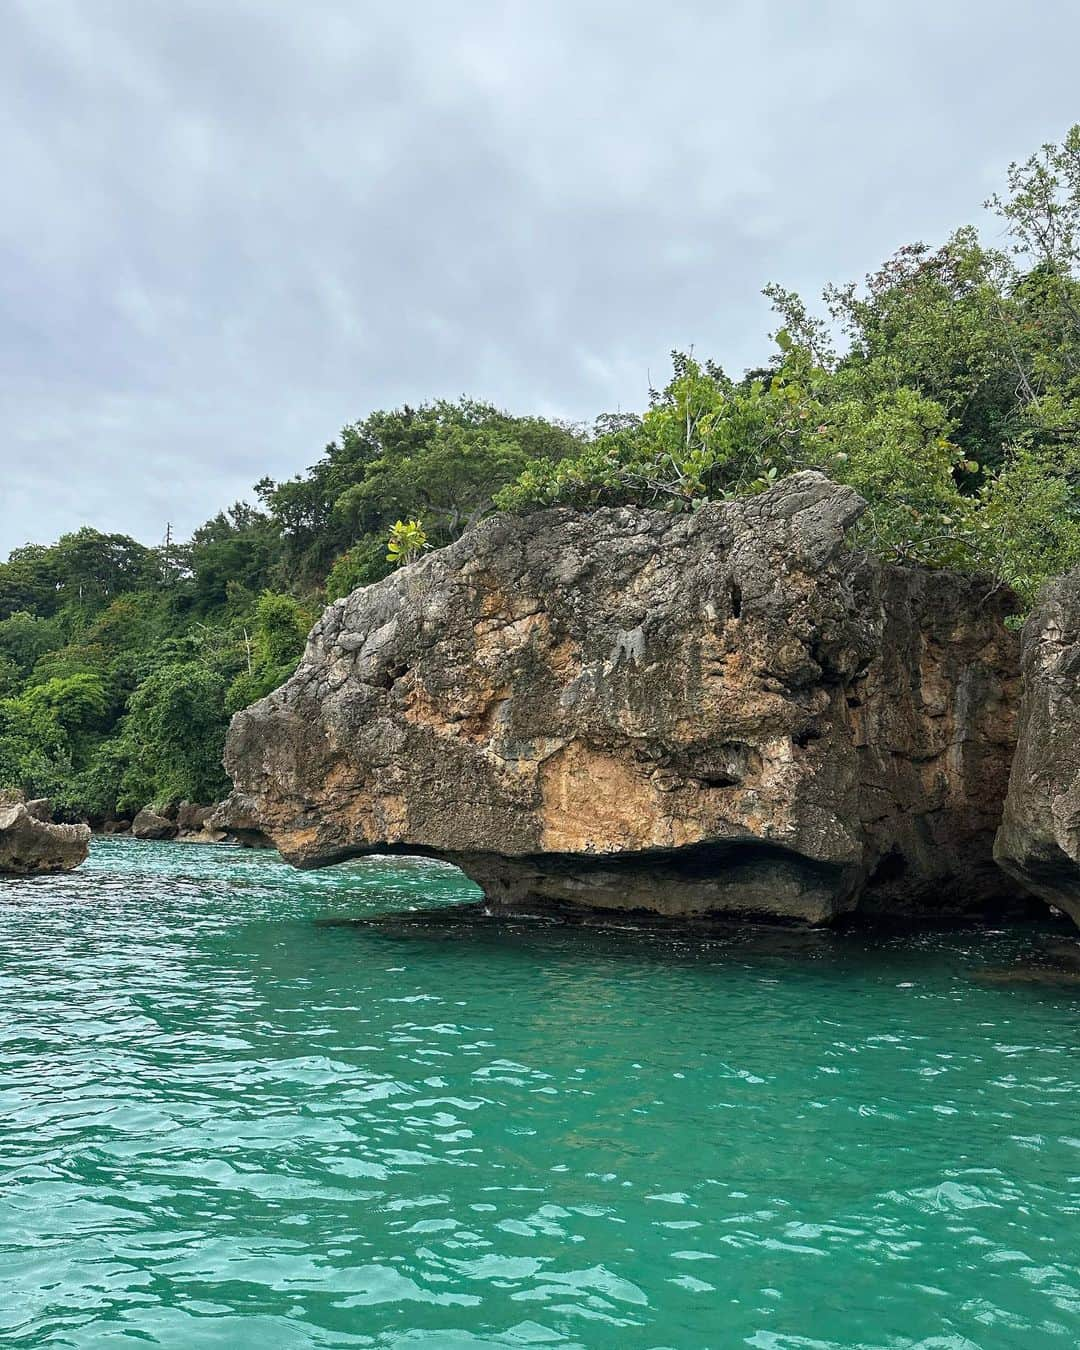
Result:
[499, 126, 1080, 602]
[0, 611, 63, 676]
[0, 691, 68, 798]
[225, 591, 312, 714]
[258, 399, 583, 587]
[121, 662, 231, 808]
[325, 537, 390, 601]
[188, 503, 280, 612]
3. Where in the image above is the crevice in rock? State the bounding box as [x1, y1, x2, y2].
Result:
[867, 848, 907, 885]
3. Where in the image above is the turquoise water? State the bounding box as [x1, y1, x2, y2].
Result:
[2, 840, 1080, 1348]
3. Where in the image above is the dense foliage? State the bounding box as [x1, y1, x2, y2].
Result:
[3, 128, 1079, 820]
[0, 403, 582, 818]
[498, 127, 1080, 603]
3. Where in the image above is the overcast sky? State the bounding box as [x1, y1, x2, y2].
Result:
[1, 0, 1078, 556]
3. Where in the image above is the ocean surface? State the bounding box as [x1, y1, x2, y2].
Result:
[2, 837, 1079, 1348]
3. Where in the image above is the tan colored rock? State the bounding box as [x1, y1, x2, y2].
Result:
[206, 798, 274, 849]
[223, 473, 1026, 924]
[0, 802, 90, 875]
[995, 568, 1080, 928]
[169, 801, 226, 843]
[132, 807, 178, 840]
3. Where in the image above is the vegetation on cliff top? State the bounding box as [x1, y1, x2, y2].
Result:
[498, 128, 1080, 601]
[2, 127, 1079, 819]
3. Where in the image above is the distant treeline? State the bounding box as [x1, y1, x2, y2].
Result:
[2, 127, 1079, 820]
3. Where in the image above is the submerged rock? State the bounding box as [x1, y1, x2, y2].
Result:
[0, 801, 90, 875]
[996, 568, 1080, 928]
[223, 472, 1025, 924]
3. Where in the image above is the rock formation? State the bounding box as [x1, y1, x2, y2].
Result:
[130, 802, 227, 843]
[0, 799, 90, 875]
[996, 568, 1080, 927]
[174, 801, 227, 843]
[206, 797, 274, 849]
[223, 472, 1027, 924]
[132, 806, 178, 840]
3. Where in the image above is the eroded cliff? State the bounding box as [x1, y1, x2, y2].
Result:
[222, 473, 1026, 924]
[995, 568, 1080, 926]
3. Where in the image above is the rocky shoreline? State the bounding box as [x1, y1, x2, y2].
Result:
[95, 800, 271, 848]
[16, 472, 1080, 924]
[219, 472, 1077, 928]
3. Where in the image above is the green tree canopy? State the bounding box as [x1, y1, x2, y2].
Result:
[258, 398, 583, 588]
[120, 662, 231, 809]
[498, 125, 1080, 603]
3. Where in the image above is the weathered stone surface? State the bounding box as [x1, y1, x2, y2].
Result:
[167, 801, 225, 843]
[176, 801, 213, 832]
[0, 802, 90, 875]
[223, 472, 1026, 924]
[198, 796, 272, 848]
[132, 807, 178, 841]
[121, 801, 231, 845]
[996, 568, 1080, 927]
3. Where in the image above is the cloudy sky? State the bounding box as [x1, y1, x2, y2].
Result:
[2, 0, 1078, 555]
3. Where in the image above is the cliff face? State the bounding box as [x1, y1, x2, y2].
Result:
[223, 473, 1025, 924]
[996, 569, 1080, 926]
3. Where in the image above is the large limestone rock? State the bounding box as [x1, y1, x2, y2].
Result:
[0, 801, 90, 875]
[996, 568, 1080, 926]
[223, 473, 1025, 924]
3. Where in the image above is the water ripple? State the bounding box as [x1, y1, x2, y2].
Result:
[1, 838, 1079, 1346]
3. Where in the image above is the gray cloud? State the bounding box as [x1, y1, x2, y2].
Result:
[2, 0, 1077, 553]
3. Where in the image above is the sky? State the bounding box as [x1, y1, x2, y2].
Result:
[2, 0, 1078, 556]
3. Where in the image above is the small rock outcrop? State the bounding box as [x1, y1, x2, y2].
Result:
[996, 568, 1080, 927]
[131, 807, 178, 841]
[174, 801, 227, 843]
[0, 801, 90, 875]
[224, 473, 1026, 924]
[176, 801, 212, 833]
[126, 801, 228, 844]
